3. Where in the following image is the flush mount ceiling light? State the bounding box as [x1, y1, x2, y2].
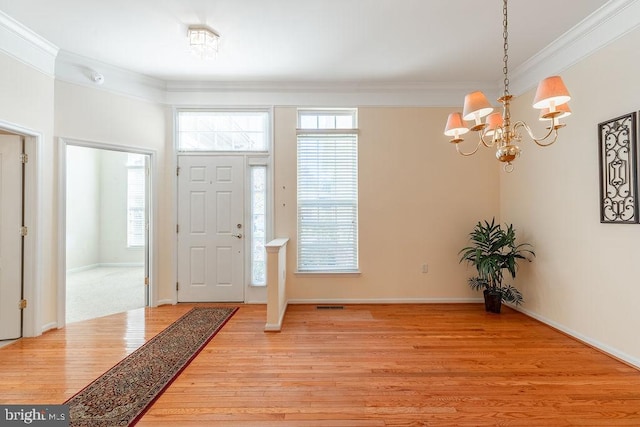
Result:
[187, 25, 219, 59]
[443, 0, 572, 172]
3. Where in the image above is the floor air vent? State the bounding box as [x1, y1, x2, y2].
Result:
[316, 305, 344, 310]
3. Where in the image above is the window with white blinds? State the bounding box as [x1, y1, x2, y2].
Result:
[297, 110, 358, 272]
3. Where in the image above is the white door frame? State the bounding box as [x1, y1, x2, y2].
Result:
[0, 120, 41, 338]
[57, 138, 159, 329]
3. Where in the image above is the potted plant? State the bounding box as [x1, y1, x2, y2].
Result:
[459, 218, 535, 313]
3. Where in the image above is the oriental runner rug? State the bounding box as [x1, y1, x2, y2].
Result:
[65, 307, 237, 427]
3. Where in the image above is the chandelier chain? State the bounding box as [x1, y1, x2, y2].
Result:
[502, 0, 509, 96]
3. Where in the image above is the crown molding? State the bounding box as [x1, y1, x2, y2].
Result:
[509, 0, 640, 95]
[55, 50, 167, 104]
[0, 10, 58, 76]
[7, 0, 636, 106]
[55, 50, 497, 106]
[164, 80, 499, 107]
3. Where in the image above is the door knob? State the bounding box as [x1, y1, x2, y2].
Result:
[232, 233, 243, 239]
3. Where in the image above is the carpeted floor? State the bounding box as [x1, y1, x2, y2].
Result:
[65, 306, 237, 427]
[66, 266, 145, 324]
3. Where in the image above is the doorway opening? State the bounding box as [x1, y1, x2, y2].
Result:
[174, 108, 273, 304]
[65, 145, 150, 324]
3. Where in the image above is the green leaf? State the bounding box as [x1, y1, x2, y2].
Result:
[458, 218, 535, 305]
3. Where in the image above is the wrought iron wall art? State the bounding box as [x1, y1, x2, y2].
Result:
[598, 112, 638, 223]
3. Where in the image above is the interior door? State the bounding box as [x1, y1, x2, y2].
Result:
[0, 135, 23, 340]
[177, 155, 245, 302]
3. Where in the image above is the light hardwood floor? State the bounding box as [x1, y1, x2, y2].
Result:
[1, 304, 639, 426]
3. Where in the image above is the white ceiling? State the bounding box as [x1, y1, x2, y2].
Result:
[0, 0, 609, 87]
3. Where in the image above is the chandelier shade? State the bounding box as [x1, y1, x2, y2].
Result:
[444, 112, 469, 142]
[462, 91, 494, 122]
[485, 112, 504, 136]
[532, 76, 571, 110]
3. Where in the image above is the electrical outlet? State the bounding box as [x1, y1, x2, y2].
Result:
[422, 263, 428, 273]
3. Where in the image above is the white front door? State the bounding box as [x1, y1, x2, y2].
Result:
[177, 155, 245, 302]
[0, 135, 23, 340]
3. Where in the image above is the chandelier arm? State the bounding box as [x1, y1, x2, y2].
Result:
[455, 139, 483, 157]
[513, 121, 559, 147]
[479, 130, 496, 148]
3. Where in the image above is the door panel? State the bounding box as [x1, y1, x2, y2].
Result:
[0, 135, 23, 340]
[177, 156, 244, 302]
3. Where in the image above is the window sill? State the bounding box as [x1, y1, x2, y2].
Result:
[295, 270, 361, 277]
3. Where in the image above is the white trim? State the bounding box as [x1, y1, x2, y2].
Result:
[65, 264, 100, 274]
[296, 129, 359, 136]
[56, 139, 67, 330]
[41, 322, 57, 334]
[57, 137, 160, 327]
[55, 50, 166, 104]
[170, 108, 179, 305]
[0, 120, 43, 338]
[509, 0, 640, 95]
[0, 10, 58, 77]
[156, 299, 174, 306]
[94, 263, 145, 268]
[287, 298, 484, 304]
[510, 305, 640, 369]
[166, 82, 492, 108]
[55, 51, 494, 105]
[264, 301, 288, 332]
[265, 238, 290, 249]
[66, 263, 145, 274]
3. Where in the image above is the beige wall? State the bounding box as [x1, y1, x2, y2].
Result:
[0, 53, 56, 331]
[54, 81, 174, 304]
[275, 106, 500, 301]
[66, 145, 100, 270]
[66, 147, 147, 270]
[98, 150, 145, 265]
[501, 27, 640, 363]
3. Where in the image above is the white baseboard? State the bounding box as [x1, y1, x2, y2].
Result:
[156, 299, 174, 307]
[98, 263, 145, 268]
[66, 263, 100, 274]
[66, 262, 144, 273]
[41, 322, 57, 334]
[287, 297, 483, 305]
[510, 305, 640, 369]
[264, 301, 289, 332]
[263, 323, 281, 331]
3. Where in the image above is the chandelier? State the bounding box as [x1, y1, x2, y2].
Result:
[188, 26, 220, 60]
[443, 0, 571, 172]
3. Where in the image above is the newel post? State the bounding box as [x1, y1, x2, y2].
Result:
[264, 238, 289, 331]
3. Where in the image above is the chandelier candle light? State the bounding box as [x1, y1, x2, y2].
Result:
[443, 0, 572, 172]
